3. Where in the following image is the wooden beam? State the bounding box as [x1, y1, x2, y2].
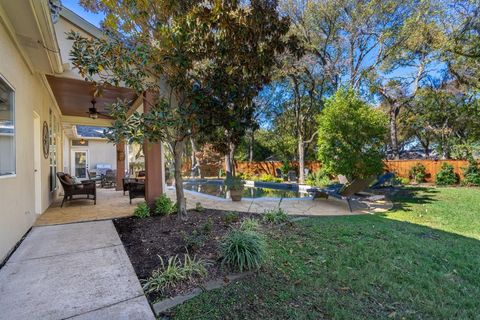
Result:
[61, 115, 113, 127]
[143, 91, 164, 207]
[115, 140, 126, 191]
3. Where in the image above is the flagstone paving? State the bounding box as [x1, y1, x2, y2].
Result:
[0, 221, 154, 320]
[35, 186, 392, 226]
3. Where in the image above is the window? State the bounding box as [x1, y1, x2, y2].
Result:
[49, 109, 58, 191]
[0, 77, 15, 176]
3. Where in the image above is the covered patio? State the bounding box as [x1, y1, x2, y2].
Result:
[39, 75, 166, 225]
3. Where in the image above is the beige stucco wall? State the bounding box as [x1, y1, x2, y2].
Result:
[0, 18, 62, 262]
[67, 139, 117, 175]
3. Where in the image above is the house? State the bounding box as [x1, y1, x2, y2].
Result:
[0, 0, 164, 264]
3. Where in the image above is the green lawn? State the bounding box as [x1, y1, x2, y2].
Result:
[171, 187, 480, 319]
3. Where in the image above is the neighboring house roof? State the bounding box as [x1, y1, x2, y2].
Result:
[76, 125, 107, 138]
[59, 6, 103, 39]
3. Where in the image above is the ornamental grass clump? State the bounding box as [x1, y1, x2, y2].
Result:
[142, 254, 207, 294]
[220, 228, 266, 272]
[263, 208, 289, 224]
[240, 217, 260, 232]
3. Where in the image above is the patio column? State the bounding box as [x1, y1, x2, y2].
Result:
[115, 139, 125, 191]
[143, 90, 164, 207]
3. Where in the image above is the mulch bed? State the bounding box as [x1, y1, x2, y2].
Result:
[113, 209, 259, 302]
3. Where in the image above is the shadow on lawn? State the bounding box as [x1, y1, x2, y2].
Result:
[388, 186, 439, 212]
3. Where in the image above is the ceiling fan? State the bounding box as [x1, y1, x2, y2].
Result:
[86, 98, 108, 119]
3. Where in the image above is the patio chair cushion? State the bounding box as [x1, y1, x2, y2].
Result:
[63, 174, 73, 185]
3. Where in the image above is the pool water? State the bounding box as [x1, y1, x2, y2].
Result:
[183, 182, 310, 199]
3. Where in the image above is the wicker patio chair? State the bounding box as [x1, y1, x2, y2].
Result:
[57, 172, 96, 207]
[128, 181, 145, 204]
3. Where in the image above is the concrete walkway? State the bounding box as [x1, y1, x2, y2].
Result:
[0, 221, 154, 320]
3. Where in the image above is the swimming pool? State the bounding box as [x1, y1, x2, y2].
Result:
[183, 180, 311, 199]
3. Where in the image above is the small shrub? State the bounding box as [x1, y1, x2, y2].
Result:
[225, 176, 244, 191]
[181, 230, 206, 252]
[306, 169, 331, 187]
[237, 172, 252, 180]
[154, 194, 175, 216]
[399, 177, 411, 185]
[142, 254, 207, 294]
[436, 163, 458, 185]
[195, 202, 205, 212]
[200, 218, 213, 235]
[240, 217, 260, 232]
[255, 174, 283, 183]
[462, 159, 480, 186]
[263, 208, 289, 224]
[220, 228, 266, 272]
[409, 163, 427, 183]
[224, 211, 239, 223]
[134, 202, 150, 218]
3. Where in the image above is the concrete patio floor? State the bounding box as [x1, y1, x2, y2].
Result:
[35, 188, 144, 226]
[0, 220, 154, 320]
[35, 186, 392, 226]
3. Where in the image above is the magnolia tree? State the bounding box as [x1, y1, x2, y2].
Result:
[316, 89, 388, 180]
[68, 0, 289, 220]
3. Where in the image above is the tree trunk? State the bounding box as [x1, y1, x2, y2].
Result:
[190, 138, 201, 178]
[297, 137, 305, 184]
[173, 140, 188, 221]
[224, 142, 236, 178]
[248, 130, 254, 163]
[390, 106, 400, 160]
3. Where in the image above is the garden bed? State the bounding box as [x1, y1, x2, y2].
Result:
[113, 209, 260, 303]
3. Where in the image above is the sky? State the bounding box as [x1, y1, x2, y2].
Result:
[62, 0, 104, 27]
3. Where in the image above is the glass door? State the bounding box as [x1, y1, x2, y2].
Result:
[71, 150, 89, 179]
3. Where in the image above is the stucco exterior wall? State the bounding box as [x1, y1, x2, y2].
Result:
[0, 19, 62, 262]
[68, 139, 117, 175]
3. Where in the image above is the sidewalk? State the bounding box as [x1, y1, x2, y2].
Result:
[0, 220, 154, 320]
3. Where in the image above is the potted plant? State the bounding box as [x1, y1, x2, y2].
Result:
[225, 176, 244, 201]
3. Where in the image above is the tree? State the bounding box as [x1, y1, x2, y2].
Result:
[69, 0, 289, 220]
[316, 89, 387, 180]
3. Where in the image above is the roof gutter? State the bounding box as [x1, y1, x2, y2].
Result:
[29, 0, 63, 74]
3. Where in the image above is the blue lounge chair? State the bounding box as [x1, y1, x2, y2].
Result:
[307, 176, 376, 212]
[370, 172, 395, 189]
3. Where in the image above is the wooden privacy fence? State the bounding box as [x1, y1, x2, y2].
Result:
[235, 160, 477, 182]
[184, 159, 478, 182]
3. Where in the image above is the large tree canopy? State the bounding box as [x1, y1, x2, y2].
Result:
[317, 89, 388, 180]
[69, 0, 290, 219]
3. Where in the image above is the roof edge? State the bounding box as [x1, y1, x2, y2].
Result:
[60, 6, 103, 39]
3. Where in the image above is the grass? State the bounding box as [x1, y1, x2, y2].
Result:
[171, 187, 480, 319]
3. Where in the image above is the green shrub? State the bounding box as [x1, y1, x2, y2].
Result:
[142, 254, 207, 294]
[409, 163, 427, 183]
[254, 174, 283, 183]
[154, 194, 175, 216]
[200, 218, 213, 235]
[181, 230, 206, 252]
[224, 211, 239, 223]
[237, 172, 252, 180]
[280, 161, 293, 175]
[225, 176, 244, 191]
[263, 208, 289, 224]
[195, 202, 205, 212]
[306, 169, 331, 187]
[134, 202, 150, 218]
[399, 177, 411, 185]
[463, 159, 480, 186]
[240, 217, 260, 232]
[220, 228, 266, 272]
[316, 89, 387, 179]
[436, 163, 458, 185]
